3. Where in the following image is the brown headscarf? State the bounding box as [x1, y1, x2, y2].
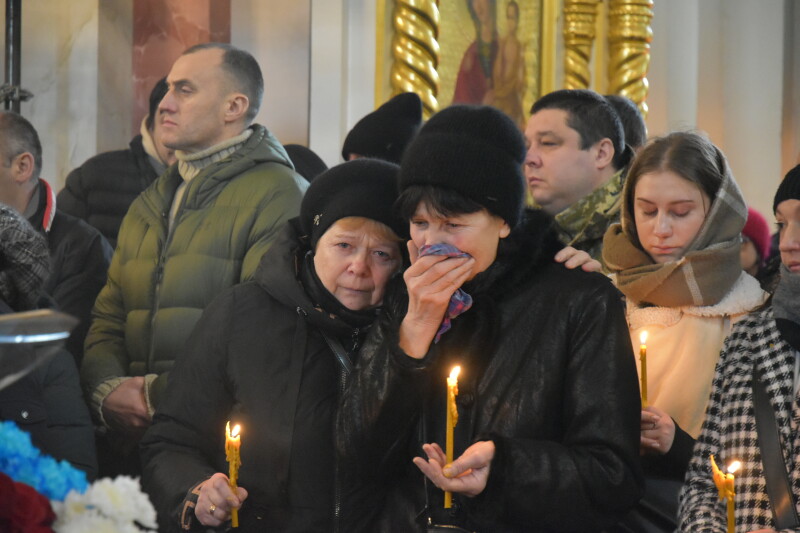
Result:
[602, 135, 747, 307]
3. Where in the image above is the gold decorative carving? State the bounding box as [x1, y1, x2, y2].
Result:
[607, 0, 653, 115]
[391, 0, 440, 116]
[563, 0, 600, 90]
[540, 0, 559, 96]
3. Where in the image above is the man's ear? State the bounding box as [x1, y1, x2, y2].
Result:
[10, 152, 35, 183]
[223, 93, 250, 124]
[593, 138, 615, 170]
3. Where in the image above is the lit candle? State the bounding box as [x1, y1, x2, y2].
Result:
[710, 454, 740, 533]
[226, 421, 242, 528]
[444, 366, 460, 509]
[639, 330, 648, 407]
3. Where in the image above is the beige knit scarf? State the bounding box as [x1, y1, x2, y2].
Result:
[602, 158, 747, 307]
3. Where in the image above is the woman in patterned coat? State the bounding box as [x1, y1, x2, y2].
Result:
[679, 164, 800, 532]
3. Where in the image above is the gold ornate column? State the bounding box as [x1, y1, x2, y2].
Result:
[563, 0, 600, 90]
[607, 0, 653, 114]
[391, 0, 440, 117]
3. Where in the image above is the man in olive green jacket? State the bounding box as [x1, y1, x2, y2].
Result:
[81, 44, 307, 471]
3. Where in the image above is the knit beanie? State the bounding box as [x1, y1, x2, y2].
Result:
[742, 206, 771, 265]
[341, 92, 423, 164]
[398, 104, 526, 228]
[300, 159, 407, 248]
[774, 163, 800, 213]
[284, 144, 328, 183]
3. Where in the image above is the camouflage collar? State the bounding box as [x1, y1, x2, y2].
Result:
[554, 168, 625, 250]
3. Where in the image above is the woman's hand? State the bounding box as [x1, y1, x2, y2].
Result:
[194, 473, 249, 527]
[412, 440, 495, 497]
[399, 241, 475, 358]
[554, 246, 603, 272]
[640, 405, 676, 455]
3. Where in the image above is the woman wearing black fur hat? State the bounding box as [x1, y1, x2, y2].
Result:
[140, 159, 407, 532]
[337, 105, 644, 531]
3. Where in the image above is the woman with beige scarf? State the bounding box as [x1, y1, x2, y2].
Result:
[602, 131, 767, 531]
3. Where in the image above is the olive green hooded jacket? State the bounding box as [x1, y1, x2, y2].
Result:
[81, 125, 307, 422]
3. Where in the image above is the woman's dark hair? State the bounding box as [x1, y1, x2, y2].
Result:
[396, 185, 485, 221]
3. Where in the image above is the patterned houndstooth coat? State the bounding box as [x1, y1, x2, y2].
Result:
[679, 306, 800, 532]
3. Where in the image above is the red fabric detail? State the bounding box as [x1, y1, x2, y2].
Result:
[39, 179, 56, 233]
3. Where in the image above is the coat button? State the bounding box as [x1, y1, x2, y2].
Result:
[20, 410, 28, 419]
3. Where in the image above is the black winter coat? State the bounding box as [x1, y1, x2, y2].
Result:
[57, 135, 159, 247]
[336, 209, 644, 532]
[30, 180, 113, 365]
[140, 219, 378, 532]
[0, 300, 97, 480]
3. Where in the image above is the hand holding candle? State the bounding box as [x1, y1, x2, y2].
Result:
[710, 454, 739, 533]
[226, 422, 242, 528]
[639, 331, 648, 407]
[444, 366, 460, 509]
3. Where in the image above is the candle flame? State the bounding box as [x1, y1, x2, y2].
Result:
[727, 461, 741, 474]
[640, 330, 648, 344]
[449, 366, 461, 380]
[232, 424, 241, 438]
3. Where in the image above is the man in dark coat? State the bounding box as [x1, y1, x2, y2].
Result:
[0, 111, 112, 366]
[58, 78, 176, 247]
[0, 204, 97, 480]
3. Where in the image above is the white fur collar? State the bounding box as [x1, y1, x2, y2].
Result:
[625, 272, 767, 329]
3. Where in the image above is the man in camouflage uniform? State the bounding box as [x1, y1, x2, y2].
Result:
[524, 89, 633, 261]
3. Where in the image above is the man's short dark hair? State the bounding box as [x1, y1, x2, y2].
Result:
[145, 77, 169, 131]
[183, 42, 264, 123]
[604, 94, 647, 150]
[0, 111, 42, 180]
[531, 89, 626, 169]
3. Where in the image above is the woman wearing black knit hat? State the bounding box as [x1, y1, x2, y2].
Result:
[342, 92, 423, 164]
[680, 165, 800, 532]
[337, 105, 644, 531]
[141, 159, 407, 532]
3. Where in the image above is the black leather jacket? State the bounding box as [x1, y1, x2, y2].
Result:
[336, 209, 644, 532]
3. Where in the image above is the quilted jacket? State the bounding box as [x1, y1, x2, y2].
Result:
[82, 125, 307, 415]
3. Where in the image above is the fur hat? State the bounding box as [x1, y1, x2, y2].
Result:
[774, 163, 800, 213]
[742, 207, 771, 265]
[341, 92, 423, 164]
[398, 105, 526, 228]
[300, 159, 407, 248]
